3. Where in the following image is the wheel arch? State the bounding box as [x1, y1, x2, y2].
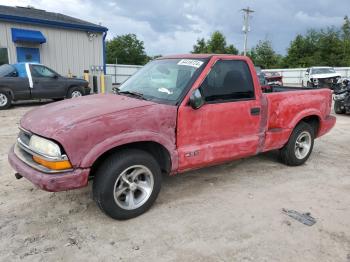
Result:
[0, 87, 15, 99]
[290, 113, 321, 137]
[299, 115, 320, 137]
[88, 141, 173, 179]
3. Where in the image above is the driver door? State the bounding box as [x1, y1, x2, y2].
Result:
[30, 64, 66, 99]
[176, 58, 262, 172]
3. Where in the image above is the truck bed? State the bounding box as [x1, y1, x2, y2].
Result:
[261, 86, 333, 152]
[262, 85, 318, 93]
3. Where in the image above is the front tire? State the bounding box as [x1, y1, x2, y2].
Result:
[67, 87, 84, 98]
[280, 122, 314, 166]
[93, 149, 162, 220]
[0, 92, 12, 110]
[334, 100, 345, 114]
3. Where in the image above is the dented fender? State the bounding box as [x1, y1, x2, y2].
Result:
[287, 108, 322, 131]
[80, 130, 178, 171]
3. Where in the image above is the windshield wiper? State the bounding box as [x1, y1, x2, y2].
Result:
[116, 89, 147, 100]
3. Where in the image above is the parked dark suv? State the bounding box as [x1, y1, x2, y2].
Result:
[0, 63, 90, 109]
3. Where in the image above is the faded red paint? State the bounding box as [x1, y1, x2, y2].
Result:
[8, 146, 90, 192]
[176, 55, 335, 171]
[177, 56, 263, 171]
[8, 54, 336, 192]
[19, 94, 178, 169]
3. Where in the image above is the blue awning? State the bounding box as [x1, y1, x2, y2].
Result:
[11, 28, 46, 44]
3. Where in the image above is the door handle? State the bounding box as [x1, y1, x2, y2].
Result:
[250, 107, 260, 115]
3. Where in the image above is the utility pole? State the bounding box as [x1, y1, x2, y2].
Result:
[241, 7, 254, 56]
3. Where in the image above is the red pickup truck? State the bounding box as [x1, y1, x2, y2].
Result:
[8, 54, 335, 220]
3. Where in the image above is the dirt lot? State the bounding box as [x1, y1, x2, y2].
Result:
[0, 102, 349, 262]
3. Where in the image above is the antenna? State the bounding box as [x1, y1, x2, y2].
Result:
[241, 7, 254, 56]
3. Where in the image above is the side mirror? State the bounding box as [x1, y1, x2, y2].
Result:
[52, 74, 59, 79]
[189, 89, 204, 109]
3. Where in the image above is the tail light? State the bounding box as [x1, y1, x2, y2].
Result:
[327, 91, 332, 116]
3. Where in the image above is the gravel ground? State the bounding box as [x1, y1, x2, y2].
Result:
[0, 101, 349, 262]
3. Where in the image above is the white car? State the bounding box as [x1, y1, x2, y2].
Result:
[302, 67, 341, 88]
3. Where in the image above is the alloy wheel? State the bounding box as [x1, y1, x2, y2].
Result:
[0, 94, 8, 107]
[71, 91, 82, 98]
[295, 131, 312, 159]
[113, 165, 154, 210]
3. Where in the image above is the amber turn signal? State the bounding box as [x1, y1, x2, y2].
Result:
[33, 156, 72, 170]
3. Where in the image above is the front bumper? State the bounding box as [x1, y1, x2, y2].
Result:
[318, 115, 336, 137]
[84, 87, 91, 95]
[8, 145, 90, 192]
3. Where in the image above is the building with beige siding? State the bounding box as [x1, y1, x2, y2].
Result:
[0, 5, 108, 76]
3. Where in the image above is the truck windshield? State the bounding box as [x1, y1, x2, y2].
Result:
[0, 64, 17, 77]
[118, 58, 207, 104]
[312, 68, 336, 74]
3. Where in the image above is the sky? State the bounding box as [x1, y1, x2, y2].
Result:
[1, 0, 349, 56]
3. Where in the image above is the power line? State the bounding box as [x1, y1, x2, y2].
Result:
[241, 7, 254, 56]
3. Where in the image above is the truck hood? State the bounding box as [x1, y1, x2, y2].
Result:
[20, 93, 178, 168]
[311, 73, 341, 79]
[21, 94, 156, 137]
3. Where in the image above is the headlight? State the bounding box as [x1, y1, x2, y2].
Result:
[28, 135, 72, 170]
[29, 135, 62, 158]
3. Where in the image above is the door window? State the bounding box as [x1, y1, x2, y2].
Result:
[201, 60, 255, 102]
[31, 65, 56, 78]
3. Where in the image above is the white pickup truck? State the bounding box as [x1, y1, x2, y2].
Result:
[302, 67, 341, 88]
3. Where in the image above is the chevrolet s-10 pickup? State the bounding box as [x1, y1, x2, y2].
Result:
[9, 54, 335, 219]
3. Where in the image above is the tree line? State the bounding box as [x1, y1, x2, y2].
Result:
[106, 16, 350, 69]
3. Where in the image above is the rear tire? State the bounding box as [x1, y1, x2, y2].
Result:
[0, 92, 12, 110]
[334, 101, 345, 114]
[93, 149, 162, 220]
[280, 122, 314, 166]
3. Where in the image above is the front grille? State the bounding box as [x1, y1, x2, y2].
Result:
[18, 130, 31, 146]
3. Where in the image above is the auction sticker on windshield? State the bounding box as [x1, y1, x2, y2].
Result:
[177, 59, 204, 68]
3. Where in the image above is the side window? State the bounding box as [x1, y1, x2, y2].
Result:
[31, 65, 56, 78]
[6, 69, 18, 77]
[0, 64, 18, 77]
[201, 60, 255, 102]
